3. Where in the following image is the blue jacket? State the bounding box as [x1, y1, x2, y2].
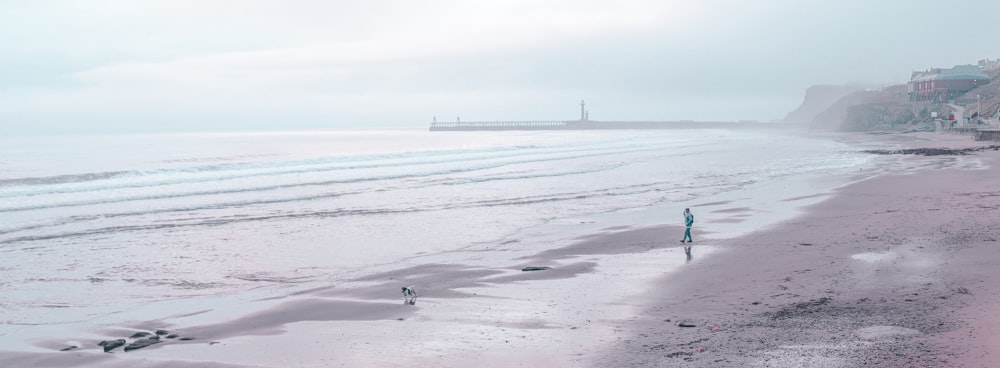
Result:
[685, 212, 694, 227]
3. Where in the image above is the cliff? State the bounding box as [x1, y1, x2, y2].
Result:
[782, 84, 865, 124]
[790, 68, 1000, 131]
[813, 85, 926, 131]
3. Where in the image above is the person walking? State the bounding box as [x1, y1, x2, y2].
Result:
[681, 208, 694, 243]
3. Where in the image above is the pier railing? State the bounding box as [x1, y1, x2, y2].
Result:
[974, 128, 1000, 141]
[431, 120, 567, 129]
[430, 121, 569, 130]
[428, 119, 780, 131]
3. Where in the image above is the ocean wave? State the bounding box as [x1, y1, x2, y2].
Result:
[0, 145, 542, 193]
[435, 162, 630, 185]
[0, 176, 684, 245]
[0, 137, 679, 201]
[0, 171, 130, 187]
[0, 145, 662, 213]
[0, 207, 412, 245]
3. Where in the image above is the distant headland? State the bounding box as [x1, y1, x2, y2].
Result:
[785, 58, 999, 133]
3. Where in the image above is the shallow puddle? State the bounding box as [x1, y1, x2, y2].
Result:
[850, 251, 897, 263]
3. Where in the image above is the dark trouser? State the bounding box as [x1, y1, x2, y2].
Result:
[682, 227, 692, 242]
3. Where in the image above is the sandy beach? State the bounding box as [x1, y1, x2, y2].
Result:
[598, 133, 1000, 367]
[3, 131, 998, 367]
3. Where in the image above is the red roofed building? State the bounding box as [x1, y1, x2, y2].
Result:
[908, 65, 990, 102]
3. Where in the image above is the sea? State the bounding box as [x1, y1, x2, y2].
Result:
[0, 128, 874, 347]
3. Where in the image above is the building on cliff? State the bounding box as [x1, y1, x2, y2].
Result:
[979, 58, 1000, 71]
[908, 65, 990, 102]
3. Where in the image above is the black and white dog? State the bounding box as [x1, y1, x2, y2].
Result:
[401, 286, 418, 305]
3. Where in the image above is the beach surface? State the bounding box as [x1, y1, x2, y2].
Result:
[599, 133, 1000, 367]
[2, 132, 998, 367]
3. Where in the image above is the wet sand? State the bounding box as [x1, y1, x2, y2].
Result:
[4, 132, 999, 367]
[2, 223, 701, 367]
[598, 134, 1000, 367]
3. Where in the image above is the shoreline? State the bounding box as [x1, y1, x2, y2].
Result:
[598, 133, 1000, 366]
[2, 224, 702, 367]
[3, 131, 994, 367]
[0, 167, 852, 367]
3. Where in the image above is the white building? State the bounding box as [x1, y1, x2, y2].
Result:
[979, 58, 1000, 71]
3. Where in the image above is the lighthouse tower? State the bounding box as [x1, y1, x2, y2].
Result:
[580, 100, 586, 121]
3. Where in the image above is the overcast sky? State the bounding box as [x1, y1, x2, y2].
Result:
[2, 0, 999, 134]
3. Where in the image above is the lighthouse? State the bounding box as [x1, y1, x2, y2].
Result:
[580, 100, 586, 121]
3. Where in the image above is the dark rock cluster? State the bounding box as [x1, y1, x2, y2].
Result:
[863, 145, 1000, 156]
[521, 266, 552, 271]
[72, 329, 197, 353]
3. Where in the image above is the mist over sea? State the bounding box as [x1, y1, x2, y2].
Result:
[0, 128, 869, 335]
